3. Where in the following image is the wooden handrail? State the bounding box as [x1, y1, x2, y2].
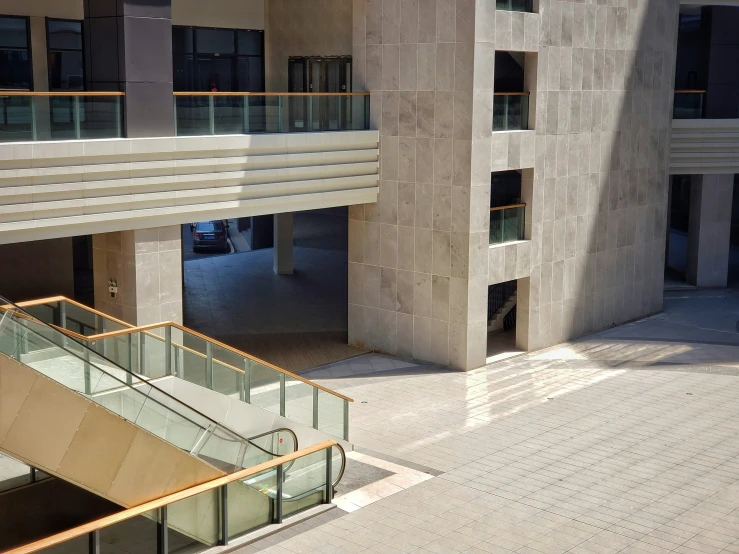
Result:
[490, 203, 526, 212]
[674, 90, 707, 93]
[14, 296, 354, 402]
[14, 296, 133, 329]
[4, 440, 337, 554]
[0, 91, 125, 97]
[173, 91, 369, 97]
[493, 92, 530, 96]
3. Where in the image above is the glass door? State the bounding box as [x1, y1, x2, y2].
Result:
[288, 58, 308, 131]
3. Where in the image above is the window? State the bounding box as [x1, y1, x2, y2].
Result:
[172, 26, 264, 93]
[0, 16, 31, 90]
[46, 19, 84, 90]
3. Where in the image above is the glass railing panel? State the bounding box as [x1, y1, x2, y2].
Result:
[284, 376, 315, 428]
[493, 93, 529, 131]
[496, 0, 533, 11]
[673, 91, 705, 119]
[280, 450, 327, 519]
[211, 343, 246, 398]
[248, 358, 282, 414]
[0, 94, 122, 142]
[92, 332, 139, 374]
[227, 481, 272, 540]
[490, 205, 525, 245]
[173, 93, 371, 135]
[317, 390, 346, 439]
[0, 300, 254, 473]
[19, 302, 58, 329]
[176, 330, 210, 388]
[61, 301, 99, 336]
[139, 329, 167, 379]
[0, 95, 33, 141]
[168, 488, 220, 547]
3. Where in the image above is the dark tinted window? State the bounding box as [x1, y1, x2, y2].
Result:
[238, 30, 262, 55]
[172, 26, 194, 54]
[196, 29, 234, 55]
[47, 19, 84, 91]
[0, 16, 31, 90]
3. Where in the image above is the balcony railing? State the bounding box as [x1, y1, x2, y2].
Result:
[173, 92, 371, 136]
[490, 203, 526, 244]
[493, 92, 529, 131]
[496, 0, 533, 12]
[673, 90, 706, 119]
[0, 92, 123, 142]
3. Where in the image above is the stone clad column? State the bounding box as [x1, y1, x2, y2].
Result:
[274, 213, 295, 275]
[348, 0, 482, 369]
[686, 174, 734, 287]
[84, 0, 174, 137]
[92, 226, 183, 326]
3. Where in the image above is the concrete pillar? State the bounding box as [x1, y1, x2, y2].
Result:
[273, 213, 294, 275]
[92, 226, 182, 326]
[686, 174, 734, 287]
[84, 0, 174, 137]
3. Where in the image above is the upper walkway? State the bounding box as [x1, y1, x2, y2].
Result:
[0, 92, 378, 246]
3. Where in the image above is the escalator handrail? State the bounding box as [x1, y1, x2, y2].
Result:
[4, 440, 340, 554]
[12, 295, 353, 402]
[0, 297, 267, 472]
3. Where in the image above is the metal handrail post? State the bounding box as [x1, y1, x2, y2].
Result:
[313, 387, 319, 430]
[279, 373, 286, 417]
[325, 447, 333, 503]
[165, 326, 172, 376]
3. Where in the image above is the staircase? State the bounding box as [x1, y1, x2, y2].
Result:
[489, 291, 517, 331]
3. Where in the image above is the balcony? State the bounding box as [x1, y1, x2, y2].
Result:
[673, 90, 706, 119]
[493, 93, 530, 131]
[490, 204, 526, 245]
[496, 0, 533, 12]
[174, 93, 371, 136]
[0, 92, 123, 142]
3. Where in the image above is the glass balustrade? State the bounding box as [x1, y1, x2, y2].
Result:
[0, 93, 123, 142]
[14, 297, 353, 441]
[174, 93, 371, 135]
[493, 93, 530, 131]
[490, 204, 526, 245]
[673, 90, 706, 119]
[0, 299, 259, 474]
[496, 0, 533, 11]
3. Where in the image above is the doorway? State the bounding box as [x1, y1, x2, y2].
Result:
[287, 56, 352, 131]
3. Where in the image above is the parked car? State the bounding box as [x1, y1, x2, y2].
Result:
[193, 220, 229, 252]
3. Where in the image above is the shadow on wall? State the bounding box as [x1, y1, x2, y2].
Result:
[523, 0, 679, 351]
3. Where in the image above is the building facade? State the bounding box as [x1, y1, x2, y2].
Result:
[0, 0, 736, 373]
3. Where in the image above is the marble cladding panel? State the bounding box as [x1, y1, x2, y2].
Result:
[517, 0, 679, 350]
[350, 0, 483, 369]
[93, 226, 183, 326]
[351, 0, 679, 367]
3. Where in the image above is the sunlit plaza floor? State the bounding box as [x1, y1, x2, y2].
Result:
[239, 288, 739, 553]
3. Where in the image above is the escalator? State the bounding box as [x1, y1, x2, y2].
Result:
[0, 297, 346, 550]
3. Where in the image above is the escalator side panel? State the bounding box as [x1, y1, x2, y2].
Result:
[0, 353, 225, 509]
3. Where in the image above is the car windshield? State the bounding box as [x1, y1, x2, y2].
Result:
[196, 222, 221, 233]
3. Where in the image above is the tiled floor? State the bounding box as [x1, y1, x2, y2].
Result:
[238, 289, 739, 553]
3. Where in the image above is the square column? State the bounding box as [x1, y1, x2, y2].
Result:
[92, 226, 182, 326]
[274, 213, 294, 275]
[84, 0, 174, 137]
[686, 174, 734, 287]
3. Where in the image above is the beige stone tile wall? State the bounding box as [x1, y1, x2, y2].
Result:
[265, 0, 354, 91]
[93, 226, 183, 326]
[350, 0, 679, 370]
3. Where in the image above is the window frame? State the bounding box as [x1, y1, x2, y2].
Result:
[0, 14, 33, 91]
[172, 25, 265, 93]
[45, 17, 85, 91]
